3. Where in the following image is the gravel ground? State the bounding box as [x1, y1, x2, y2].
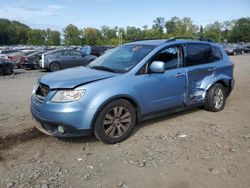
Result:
[0, 55, 250, 188]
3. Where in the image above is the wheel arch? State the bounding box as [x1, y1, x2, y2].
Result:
[206, 79, 231, 97]
[90, 95, 142, 128]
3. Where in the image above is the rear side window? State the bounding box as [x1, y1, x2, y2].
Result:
[185, 44, 212, 66]
[68, 50, 82, 56]
[212, 46, 223, 61]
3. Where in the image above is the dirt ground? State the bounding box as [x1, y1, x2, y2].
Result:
[0, 55, 250, 188]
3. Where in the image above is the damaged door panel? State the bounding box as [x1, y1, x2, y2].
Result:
[187, 65, 216, 104]
[183, 43, 218, 105]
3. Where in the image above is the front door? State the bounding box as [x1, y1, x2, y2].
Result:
[143, 46, 187, 114]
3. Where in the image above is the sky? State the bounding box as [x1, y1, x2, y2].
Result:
[0, 0, 249, 31]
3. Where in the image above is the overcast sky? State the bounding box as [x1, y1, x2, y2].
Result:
[0, 0, 249, 31]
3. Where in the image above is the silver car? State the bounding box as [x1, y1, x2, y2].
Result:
[40, 49, 96, 72]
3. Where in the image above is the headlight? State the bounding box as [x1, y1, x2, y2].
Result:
[51, 89, 85, 102]
[32, 83, 39, 95]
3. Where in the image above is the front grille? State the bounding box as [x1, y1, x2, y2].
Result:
[35, 83, 49, 101]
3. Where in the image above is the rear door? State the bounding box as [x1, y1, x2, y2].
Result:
[67, 50, 85, 67]
[184, 43, 216, 105]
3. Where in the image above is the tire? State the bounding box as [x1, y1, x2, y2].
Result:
[0, 67, 4, 76]
[205, 83, 226, 112]
[4, 64, 13, 75]
[94, 99, 136, 144]
[49, 62, 61, 72]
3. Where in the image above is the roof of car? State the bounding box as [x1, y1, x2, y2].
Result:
[126, 39, 166, 46]
[126, 39, 222, 48]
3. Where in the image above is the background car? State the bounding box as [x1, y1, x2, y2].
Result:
[0, 58, 14, 76]
[242, 44, 250, 53]
[224, 44, 243, 55]
[40, 49, 97, 72]
[20, 50, 47, 70]
[0, 50, 19, 59]
[90, 46, 113, 57]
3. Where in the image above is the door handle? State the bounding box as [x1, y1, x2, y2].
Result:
[72, 57, 76, 59]
[175, 73, 185, 77]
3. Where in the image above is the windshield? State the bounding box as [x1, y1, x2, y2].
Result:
[89, 44, 155, 73]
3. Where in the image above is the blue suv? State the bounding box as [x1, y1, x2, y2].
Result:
[31, 37, 234, 144]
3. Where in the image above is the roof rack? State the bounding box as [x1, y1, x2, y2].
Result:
[166, 36, 214, 43]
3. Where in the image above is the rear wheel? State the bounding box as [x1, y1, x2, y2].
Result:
[205, 83, 226, 112]
[94, 99, 136, 144]
[0, 67, 4, 76]
[49, 62, 61, 72]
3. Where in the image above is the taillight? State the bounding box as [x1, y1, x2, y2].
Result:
[21, 57, 28, 62]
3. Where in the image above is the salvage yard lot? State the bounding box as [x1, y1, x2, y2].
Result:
[0, 55, 250, 188]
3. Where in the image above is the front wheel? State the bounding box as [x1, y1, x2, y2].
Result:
[94, 99, 136, 144]
[205, 83, 226, 112]
[49, 62, 61, 72]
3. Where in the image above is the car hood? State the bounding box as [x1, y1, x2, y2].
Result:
[39, 66, 118, 89]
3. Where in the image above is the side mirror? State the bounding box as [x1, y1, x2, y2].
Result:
[149, 61, 165, 73]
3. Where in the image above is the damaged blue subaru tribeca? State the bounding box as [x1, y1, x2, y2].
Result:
[31, 37, 234, 144]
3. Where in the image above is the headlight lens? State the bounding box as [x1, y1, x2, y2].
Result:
[32, 83, 39, 95]
[51, 89, 85, 102]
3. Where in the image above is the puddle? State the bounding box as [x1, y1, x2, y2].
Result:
[0, 128, 45, 150]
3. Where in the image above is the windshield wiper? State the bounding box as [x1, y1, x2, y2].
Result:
[90, 65, 116, 73]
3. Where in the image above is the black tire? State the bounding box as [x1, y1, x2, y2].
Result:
[49, 62, 61, 72]
[94, 99, 136, 144]
[0, 67, 4, 76]
[205, 83, 226, 112]
[4, 64, 13, 75]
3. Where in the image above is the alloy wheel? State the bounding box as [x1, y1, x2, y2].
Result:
[213, 88, 224, 109]
[103, 106, 131, 138]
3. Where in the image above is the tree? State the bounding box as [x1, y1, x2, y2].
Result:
[100, 26, 118, 45]
[45, 29, 61, 45]
[82, 27, 102, 45]
[0, 19, 29, 45]
[153, 17, 165, 33]
[125, 27, 143, 42]
[228, 18, 250, 42]
[27, 29, 46, 45]
[63, 24, 81, 45]
[165, 17, 180, 36]
[203, 21, 223, 42]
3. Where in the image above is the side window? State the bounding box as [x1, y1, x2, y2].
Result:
[53, 51, 65, 56]
[68, 50, 82, 56]
[185, 44, 212, 66]
[211, 46, 223, 61]
[151, 46, 180, 70]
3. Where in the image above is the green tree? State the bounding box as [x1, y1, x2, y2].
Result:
[203, 21, 223, 42]
[45, 29, 61, 45]
[0, 19, 29, 45]
[27, 29, 46, 45]
[82, 27, 102, 45]
[63, 24, 81, 45]
[228, 18, 250, 42]
[100, 26, 118, 45]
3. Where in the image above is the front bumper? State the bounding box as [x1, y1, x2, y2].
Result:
[30, 95, 95, 137]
